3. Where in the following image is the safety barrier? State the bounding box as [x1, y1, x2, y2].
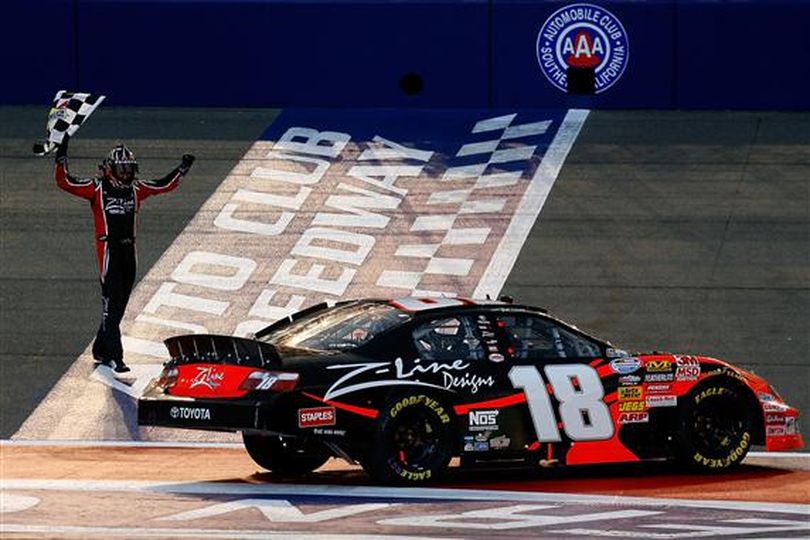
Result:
[6, 0, 810, 108]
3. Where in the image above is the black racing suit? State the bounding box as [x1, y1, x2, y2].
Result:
[55, 140, 188, 364]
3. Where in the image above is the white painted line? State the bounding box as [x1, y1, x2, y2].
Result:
[442, 163, 487, 180]
[443, 227, 490, 246]
[376, 271, 424, 290]
[473, 114, 516, 133]
[503, 120, 552, 140]
[473, 109, 589, 299]
[456, 140, 500, 157]
[2, 479, 808, 515]
[474, 171, 522, 190]
[425, 257, 474, 276]
[0, 525, 439, 540]
[395, 244, 440, 258]
[427, 189, 472, 205]
[0, 439, 243, 448]
[490, 146, 536, 164]
[2, 440, 805, 460]
[411, 215, 457, 231]
[460, 198, 506, 214]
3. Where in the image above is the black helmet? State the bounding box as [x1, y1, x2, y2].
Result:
[103, 144, 138, 184]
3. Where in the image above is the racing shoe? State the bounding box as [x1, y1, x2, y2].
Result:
[95, 357, 131, 374]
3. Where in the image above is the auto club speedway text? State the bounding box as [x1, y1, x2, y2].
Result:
[120, 114, 558, 361]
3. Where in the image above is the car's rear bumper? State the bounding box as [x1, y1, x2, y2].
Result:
[138, 395, 260, 432]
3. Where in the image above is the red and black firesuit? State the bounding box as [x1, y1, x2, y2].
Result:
[55, 137, 194, 373]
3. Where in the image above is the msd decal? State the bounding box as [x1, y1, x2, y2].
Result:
[298, 407, 336, 428]
[536, 3, 629, 93]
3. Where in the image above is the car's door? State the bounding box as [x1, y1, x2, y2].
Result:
[493, 312, 615, 458]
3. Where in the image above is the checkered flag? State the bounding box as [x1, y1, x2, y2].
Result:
[32, 90, 105, 155]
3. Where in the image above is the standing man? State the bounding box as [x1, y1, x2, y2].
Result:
[55, 136, 195, 373]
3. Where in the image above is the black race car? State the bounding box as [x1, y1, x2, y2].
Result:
[138, 297, 803, 484]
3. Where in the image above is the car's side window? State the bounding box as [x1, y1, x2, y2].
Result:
[412, 316, 485, 362]
[499, 315, 601, 360]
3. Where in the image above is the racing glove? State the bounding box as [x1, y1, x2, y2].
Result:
[178, 154, 195, 175]
[54, 134, 70, 164]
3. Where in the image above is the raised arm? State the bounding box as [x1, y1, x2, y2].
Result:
[54, 136, 96, 200]
[135, 154, 195, 201]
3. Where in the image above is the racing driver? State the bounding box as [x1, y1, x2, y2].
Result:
[54, 136, 195, 374]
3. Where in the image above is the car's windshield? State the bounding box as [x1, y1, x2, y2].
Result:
[260, 301, 411, 351]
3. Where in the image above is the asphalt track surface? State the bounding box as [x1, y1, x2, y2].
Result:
[1, 107, 808, 537]
[1, 108, 807, 440]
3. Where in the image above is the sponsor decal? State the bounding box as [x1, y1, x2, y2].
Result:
[618, 401, 645, 413]
[298, 406, 336, 428]
[474, 441, 490, 452]
[389, 394, 451, 424]
[536, 3, 629, 94]
[758, 392, 777, 402]
[609, 357, 641, 375]
[785, 417, 798, 435]
[645, 383, 671, 394]
[325, 357, 494, 400]
[766, 425, 786, 437]
[645, 359, 671, 373]
[618, 411, 649, 424]
[766, 414, 786, 425]
[618, 374, 641, 385]
[475, 432, 492, 442]
[763, 402, 787, 412]
[489, 434, 511, 449]
[169, 406, 211, 421]
[469, 409, 500, 431]
[189, 366, 225, 390]
[103, 196, 135, 216]
[675, 356, 701, 381]
[617, 386, 643, 401]
[463, 436, 476, 452]
[646, 395, 677, 408]
[644, 373, 674, 383]
[488, 353, 505, 363]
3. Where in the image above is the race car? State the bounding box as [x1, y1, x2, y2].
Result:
[138, 297, 803, 484]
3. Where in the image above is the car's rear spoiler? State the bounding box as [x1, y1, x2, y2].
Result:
[163, 334, 281, 369]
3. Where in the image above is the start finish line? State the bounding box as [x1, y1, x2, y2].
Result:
[2, 479, 809, 538]
[15, 108, 587, 441]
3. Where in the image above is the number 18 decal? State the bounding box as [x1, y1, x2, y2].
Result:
[508, 364, 614, 442]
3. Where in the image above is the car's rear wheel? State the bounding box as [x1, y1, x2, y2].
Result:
[677, 380, 754, 471]
[242, 433, 330, 476]
[362, 393, 455, 485]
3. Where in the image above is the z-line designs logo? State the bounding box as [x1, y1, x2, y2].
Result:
[536, 3, 629, 93]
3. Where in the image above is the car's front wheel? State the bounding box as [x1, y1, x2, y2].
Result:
[242, 433, 330, 476]
[362, 393, 456, 484]
[677, 380, 755, 471]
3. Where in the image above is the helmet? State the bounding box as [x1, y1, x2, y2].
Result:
[103, 144, 138, 184]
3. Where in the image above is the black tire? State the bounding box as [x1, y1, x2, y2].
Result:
[242, 433, 330, 477]
[677, 380, 754, 471]
[362, 393, 456, 485]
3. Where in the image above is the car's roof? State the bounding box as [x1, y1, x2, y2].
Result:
[386, 296, 548, 315]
